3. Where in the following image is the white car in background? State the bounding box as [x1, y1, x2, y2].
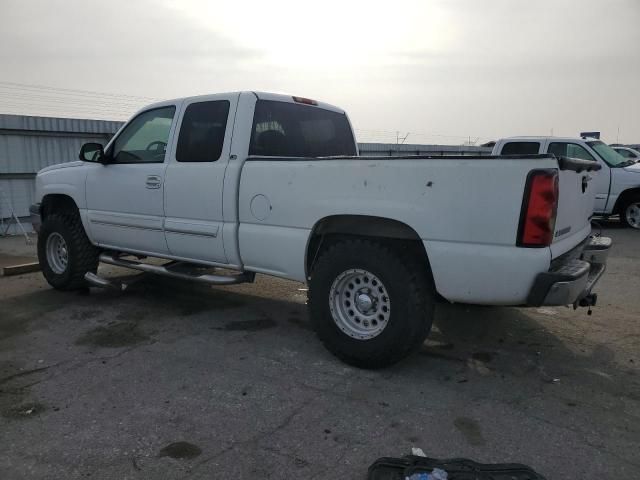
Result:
[612, 146, 640, 161]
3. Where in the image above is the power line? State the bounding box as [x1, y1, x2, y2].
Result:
[0, 102, 132, 119]
[0, 81, 160, 102]
[0, 81, 162, 119]
[354, 128, 493, 146]
[0, 81, 495, 143]
[0, 92, 145, 110]
[356, 128, 477, 140]
[0, 98, 136, 113]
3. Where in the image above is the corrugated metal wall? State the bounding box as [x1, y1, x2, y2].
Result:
[0, 114, 123, 175]
[0, 178, 34, 219]
[0, 114, 123, 222]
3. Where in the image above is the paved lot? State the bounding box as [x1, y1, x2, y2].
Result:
[1, 224, 639, 479]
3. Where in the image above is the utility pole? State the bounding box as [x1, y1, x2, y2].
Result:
[396, 131, 409, 145]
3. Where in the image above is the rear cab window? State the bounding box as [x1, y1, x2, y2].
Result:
[249, 100, 356, 157]
[499, 142, 541, 155]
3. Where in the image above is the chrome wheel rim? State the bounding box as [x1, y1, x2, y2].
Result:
[626, 202, 640, 228]
[46, 232, 69, 274]
[329, 268, 390, 340]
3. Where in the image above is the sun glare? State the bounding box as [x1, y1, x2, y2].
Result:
[164, 0, 454, 68]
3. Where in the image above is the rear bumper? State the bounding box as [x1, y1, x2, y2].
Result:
[527, 235, 612, 307]
[29, 203, 41, 233]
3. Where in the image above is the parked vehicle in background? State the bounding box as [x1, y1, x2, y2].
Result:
[493, 137, 640, 229]
[30, 92, 610, 368]
[612, 146, 640, 161]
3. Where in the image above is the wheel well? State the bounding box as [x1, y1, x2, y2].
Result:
[41, 194, 79, 219]
[613, 188, 640, 214]
[305, 215, 430, 278]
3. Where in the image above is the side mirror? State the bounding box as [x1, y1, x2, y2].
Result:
[79, 142, 106, 163]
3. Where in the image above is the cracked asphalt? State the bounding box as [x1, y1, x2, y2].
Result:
[1, 221, 639, 479]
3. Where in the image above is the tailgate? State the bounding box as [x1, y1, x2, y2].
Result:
[550, 157, 600, 258]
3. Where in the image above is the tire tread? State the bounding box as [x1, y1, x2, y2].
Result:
[38, 213, 99, 290]
[308, 238, 434, 368]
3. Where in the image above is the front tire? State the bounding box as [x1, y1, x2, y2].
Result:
[308, 239, 435, 369]
[37, 213, 99, 290]
[621, 195, 640, 229]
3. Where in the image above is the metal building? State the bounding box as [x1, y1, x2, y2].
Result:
[358, 142, 491, 157]
[0, 114, 123, 233]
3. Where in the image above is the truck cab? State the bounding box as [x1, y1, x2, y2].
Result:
[492, 137, 640, 228]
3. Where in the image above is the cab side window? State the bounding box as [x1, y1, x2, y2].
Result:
[176, 101, 230, 162]
[111, 107, 176, 164]
[548, 142, 596, 161]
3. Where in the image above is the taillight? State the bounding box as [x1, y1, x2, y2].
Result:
[517, 169, 559, 247]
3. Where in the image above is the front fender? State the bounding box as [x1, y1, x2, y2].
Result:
[36, 166, 89, 208]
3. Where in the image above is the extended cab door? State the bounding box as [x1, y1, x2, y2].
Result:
[162, 94, 239, 264]
[86, 105, 178, 254]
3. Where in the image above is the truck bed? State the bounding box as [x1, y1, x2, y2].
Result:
[238, 154, 581, 304]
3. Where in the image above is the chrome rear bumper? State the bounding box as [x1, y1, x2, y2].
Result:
[527, 236, 611, 307]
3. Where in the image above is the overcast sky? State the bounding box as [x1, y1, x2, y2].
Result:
[1, 0, 639, 144]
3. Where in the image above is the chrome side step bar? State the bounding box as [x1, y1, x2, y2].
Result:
[84, 270, 151, 291]
[96, 253, 255, 286]
[85, 271, 128, 291]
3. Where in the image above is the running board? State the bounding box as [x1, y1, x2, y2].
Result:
[84, 270, 151, 291]
[98, 253, 255, 286]
[84, 272, 128, 291]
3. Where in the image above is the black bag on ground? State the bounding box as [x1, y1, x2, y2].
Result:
[367, 455, 546, 480]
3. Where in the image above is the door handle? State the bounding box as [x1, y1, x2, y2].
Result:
[146, 175, 162, 189]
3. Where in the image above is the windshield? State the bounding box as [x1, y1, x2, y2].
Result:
[587, 141, 629, 167]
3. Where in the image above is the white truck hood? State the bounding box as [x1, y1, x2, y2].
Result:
[623, 162, 640, 173]
[39, 161, 85, 174]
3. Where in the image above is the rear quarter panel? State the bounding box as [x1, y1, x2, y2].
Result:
[238, 156, 557, 304]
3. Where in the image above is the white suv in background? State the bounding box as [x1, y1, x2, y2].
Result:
[493, 137, 640, 229]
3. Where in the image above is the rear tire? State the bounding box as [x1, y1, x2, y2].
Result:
[620, 195, 640, 229]
[308, 239, 435, 369]
[37, 213, 99, 290]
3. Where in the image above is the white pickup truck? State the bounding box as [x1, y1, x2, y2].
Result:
[492, 137, 640, 228]
[30, 92, 611, 368]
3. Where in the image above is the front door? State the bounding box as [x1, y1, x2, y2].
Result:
[86, 105, 178, 254]
[162, 94, 238, 265]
